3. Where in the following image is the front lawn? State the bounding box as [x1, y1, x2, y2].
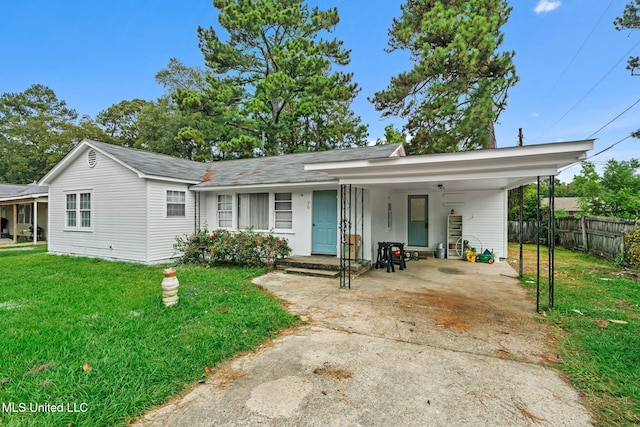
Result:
[511, 243, 640, 426]
[0, 247, 297, 426]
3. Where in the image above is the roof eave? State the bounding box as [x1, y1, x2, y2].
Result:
[0, 193, 49, 203]
[192, 179, 338, 192]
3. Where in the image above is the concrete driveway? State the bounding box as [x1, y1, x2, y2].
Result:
[134, 258, 592, 426]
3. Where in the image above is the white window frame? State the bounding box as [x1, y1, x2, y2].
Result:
[17, 204, 33, 224]
[166, 190, 186, 218]
[217, 194, 233, 228]
[65, 191, 92, 230]
[274, 192, 292, 229]
[238, 193, 269, 230]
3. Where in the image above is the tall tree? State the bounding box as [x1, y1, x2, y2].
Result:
[155, 57, 207, 95]
[96, 99, 151, 147]
[134, 59, 224, 161]
[615, 1, 640, 76]
[574, 160, 640, 219]
[615, 1, 640, 138]
[176, 0, 368, 158]
[0, 84, 109, 183]
[371, 0, 518, 155]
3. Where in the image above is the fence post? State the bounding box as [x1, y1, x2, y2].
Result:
[581, 215, 588, 252]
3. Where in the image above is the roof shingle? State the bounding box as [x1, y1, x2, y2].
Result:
[85, 140, 402, 187]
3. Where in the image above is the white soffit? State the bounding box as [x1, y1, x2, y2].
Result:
[304, 140, 594, 184]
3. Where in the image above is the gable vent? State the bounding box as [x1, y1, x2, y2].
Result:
[87, 149, 97, 168]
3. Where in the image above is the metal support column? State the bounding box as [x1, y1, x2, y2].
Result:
[519, 185, 524, 278]
[548, 176, 556, 308]
[536, 176, 541, 313]
[339, 185, 364, 289]
[339, 184, 352, 289]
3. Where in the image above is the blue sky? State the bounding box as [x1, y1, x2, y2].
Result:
[1, 1, 638, 181]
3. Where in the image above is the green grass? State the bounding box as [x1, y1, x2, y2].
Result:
[513, 244, 640, 426]
[0, 247, 297, 426]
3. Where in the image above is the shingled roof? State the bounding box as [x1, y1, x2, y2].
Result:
[85, 140, 211, 182]
[0, 183, 48, 201]
[193, 143, 403, 188]
[60, 140, 403, 188]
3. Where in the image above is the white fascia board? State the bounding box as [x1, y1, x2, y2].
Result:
[191, 180, 338, 192]
[390, 144, 406, 157]
[317, 154, 577, 180]
[0, 193, 48, 203]
[338, 166, 559, 186]
[39, 140, 90, 185]
[142, 175, 201, 185]
[305, 139, 593, 173]
[40, 139, 144, 184]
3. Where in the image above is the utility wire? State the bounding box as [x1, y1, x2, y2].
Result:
[545, 0, 615, 97]
[587, 134, 633, 160]
[537, 38, 640, 139]
[587, 97, 640, 138]
[558, 134, 633, 174]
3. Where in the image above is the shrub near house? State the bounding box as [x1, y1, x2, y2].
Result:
[175, 228, 291, 267]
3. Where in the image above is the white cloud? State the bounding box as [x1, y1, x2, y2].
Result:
[534, 0, 561, 14]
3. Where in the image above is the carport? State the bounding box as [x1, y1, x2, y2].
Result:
[304, 139, 594, 309]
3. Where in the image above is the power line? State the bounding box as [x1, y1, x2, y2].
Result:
[545, 0, 615, 97]
[587, 97, 640, 138]
[558, 135, 634, 175]
[587, 134, 633, 160]
[537, 38, 640, 139]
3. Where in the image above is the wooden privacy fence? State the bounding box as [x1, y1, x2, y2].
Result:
[509, 216, 637, 261]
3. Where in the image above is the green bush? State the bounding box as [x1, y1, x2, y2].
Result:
[624, 228, 640, 268]
[175, 228, 291, 267]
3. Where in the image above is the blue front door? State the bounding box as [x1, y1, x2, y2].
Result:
[312, 190, 337, 254]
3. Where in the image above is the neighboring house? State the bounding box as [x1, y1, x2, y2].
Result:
[0, 183, 48, 244]
[39, 139, 593, 264]
[542, 197, 582, 216]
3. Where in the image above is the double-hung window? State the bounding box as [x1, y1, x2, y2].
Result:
[217, 195, 232, 227]
[274, 193, 292, 229]
[166, 191, 186, 217]
[18, 204, 32, 224]
[66, 192, 91, 229]
[238, 193, 268, 230]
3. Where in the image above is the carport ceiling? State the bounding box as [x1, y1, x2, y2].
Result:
[304, 139, 594, 192]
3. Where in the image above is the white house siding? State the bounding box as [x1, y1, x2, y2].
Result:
[429, 190, 507, 259]
[461, 190, 506, 259]
[48, 148, 148, 262]
[146, 180, 196, 263]
[366, 189, 507, 260]
[368, 189, 405, 258]
[200, 189, 315, 257]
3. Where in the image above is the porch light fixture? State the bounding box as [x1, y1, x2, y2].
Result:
[438, 184, 445, 191]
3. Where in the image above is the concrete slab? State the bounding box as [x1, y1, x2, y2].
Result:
[134, 258, 592, 427]
[285, 267, 340, 278]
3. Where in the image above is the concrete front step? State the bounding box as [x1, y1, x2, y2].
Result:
[284, 268, 340, 278]
[277, 257, 364, 272]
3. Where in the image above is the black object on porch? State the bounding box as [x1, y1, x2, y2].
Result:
[375, 242, 406, 272]
[0, 218, 9, 238]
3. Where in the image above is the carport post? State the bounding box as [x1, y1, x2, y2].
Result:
[518, 128, 524, 278]
[548, 176, 556, 308]
[518, 185, 524, 278]
[536, 177, 541, 313]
